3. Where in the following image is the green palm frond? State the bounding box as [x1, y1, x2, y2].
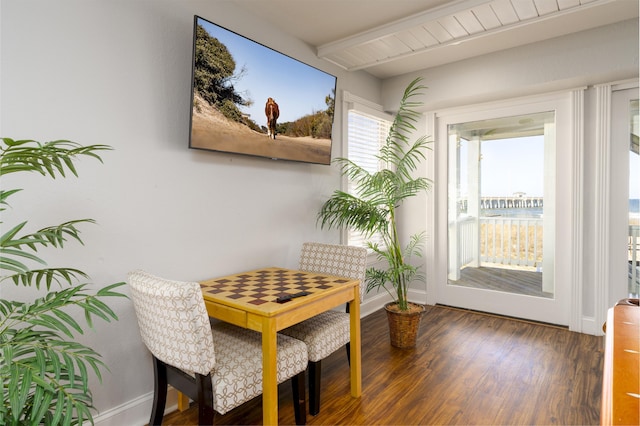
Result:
[379, 78, 428, 165]
[1, 218, 98, 289]
[0, 138, 125, 424]
[318, 78, 432, 311]
[0, 190, 22, 213]
[1, 268, 90, 290]
[333, 157, 371, 184]
[0, 138, 111, 179]
[395, 135, 431, 181]
[0, 284, 126, 425]
[318, 191, 388, 238]
[1, 219, 94, 252]
[404, 231, 426, 259]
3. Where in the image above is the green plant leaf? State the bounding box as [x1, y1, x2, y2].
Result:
[0, 247, 46, 265]
[0, 222, 29, 246]
[3, 268, 89, 290]
[0, 256, 33, 275]
[96, 281, 127, 298]
[30, 314, 75, 338]
[29, 388, 53, 426]
[0, 139, 110, 178]
[0, 188, 21, 206]
[51, 309, 83, 335]
[0, 138, 120, 423]
[317, 77, 430, 311]
[51, 393, 64, 425]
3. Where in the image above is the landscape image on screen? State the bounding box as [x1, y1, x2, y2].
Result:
[189, 16, 337, 165]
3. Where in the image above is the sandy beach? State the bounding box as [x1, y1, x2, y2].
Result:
[190, 97, 331, 165]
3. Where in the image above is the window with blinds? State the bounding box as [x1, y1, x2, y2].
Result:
[346, 109, 391, 249]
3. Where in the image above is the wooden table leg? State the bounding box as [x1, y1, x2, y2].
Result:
[177, 391, 189, 411]
[262, 318, 279, 425]
[349, 286, 362, 397]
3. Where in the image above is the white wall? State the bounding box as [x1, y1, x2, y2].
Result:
[0, 0, 380, 423]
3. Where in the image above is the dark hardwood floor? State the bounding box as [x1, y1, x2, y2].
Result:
[160, 305, 603, 425]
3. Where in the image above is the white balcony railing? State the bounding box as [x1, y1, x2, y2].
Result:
[480, 217, 543, 268]
[454, 216, 543, 270]
[457, 216, 476, 267]
[454, 218, 639, 293]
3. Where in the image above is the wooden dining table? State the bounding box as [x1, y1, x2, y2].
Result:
[198, 266, 362, 425]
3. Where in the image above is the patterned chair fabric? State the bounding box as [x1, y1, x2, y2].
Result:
[283, 309, 350, 362]
[280, 242, 367, 415]
[210, 320, 308, 414]
[298, 242, 368, 303]
[128, 270, 215, 375]
[128, 270, 309, 423]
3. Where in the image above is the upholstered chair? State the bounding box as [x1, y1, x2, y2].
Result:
[128, 270, 308, 425]
[280, 242, 367, 415]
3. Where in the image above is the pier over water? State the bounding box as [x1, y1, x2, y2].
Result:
[458, 197, 544, 210]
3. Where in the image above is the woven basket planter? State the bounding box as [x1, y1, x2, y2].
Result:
[384, 302, 425, 348]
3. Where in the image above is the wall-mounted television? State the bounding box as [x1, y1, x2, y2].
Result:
[189, 15, 337, 165]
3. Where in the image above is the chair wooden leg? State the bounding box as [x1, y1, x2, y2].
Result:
[292, 371, 307, 425]
[195, 373, 215, 425]
[346, 304, 352, 366]
[149, 357, 168, 426]
[308, 361, 321, 416]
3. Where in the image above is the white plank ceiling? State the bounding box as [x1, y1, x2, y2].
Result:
[317, 0, 635, 73]
[232, 0, 638, 78]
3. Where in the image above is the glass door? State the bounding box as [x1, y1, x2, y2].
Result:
[447, 112, 554, 298]
[435, 93, 576, 326]
[611, 89, 639, 300]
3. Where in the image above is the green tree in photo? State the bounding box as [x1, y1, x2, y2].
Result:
[193, 24, 250, 122]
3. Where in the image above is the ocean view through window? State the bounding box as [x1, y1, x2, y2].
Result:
[447, 111, 555, 298]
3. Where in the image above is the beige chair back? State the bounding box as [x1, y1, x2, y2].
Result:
[299, 242, 368, 301]
[128, 270, 215, 375]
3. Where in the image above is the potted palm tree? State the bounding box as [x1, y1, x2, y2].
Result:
[0, 138, 125, 424]
[317, 78, 432, 348]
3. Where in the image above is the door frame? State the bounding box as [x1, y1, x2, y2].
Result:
[594, 81, 640, 332]
[427, 89, 584, 330]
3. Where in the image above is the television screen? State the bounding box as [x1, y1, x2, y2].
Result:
[189, 15, 337, 165]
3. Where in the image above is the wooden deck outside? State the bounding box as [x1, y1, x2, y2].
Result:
[449, 265, 552, 298]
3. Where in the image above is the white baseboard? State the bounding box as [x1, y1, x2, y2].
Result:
[361, 292, 392, 317]
[581, 316, 605, 336]
[361, 288, 428, 317]
[93, 388, 180, 426]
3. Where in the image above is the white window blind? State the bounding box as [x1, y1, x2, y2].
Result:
[346, 109, 391, 249]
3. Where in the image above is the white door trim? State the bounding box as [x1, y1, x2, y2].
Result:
[593, 83, 612, 335]
[593, 81, 639, 335]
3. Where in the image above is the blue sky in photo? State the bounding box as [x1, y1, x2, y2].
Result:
[197, 17, 336, 124]
[459, 135, 640, 208]
[480, 136, 544, 197]
[458, 136, 545, 197]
